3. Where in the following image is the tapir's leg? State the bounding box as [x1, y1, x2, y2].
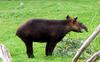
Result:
[45, 41, 57, 56]
[24, 41, 34, 58]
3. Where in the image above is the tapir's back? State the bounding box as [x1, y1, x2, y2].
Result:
[16, 19, 66, 42]
[22, 19, 66, 32]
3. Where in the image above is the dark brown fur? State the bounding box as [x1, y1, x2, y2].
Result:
[16, 15, 88, 58]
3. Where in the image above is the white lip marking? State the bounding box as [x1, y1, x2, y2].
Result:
[81, 29, 85, 32]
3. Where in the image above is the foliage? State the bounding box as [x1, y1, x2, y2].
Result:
[55, 38, 93, 59]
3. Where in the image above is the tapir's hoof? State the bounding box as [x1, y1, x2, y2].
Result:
[28, 55, 34, 58]
[46, 54, 52, 56]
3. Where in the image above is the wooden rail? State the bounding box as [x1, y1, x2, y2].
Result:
[72, 24, 100, 62]
[0, 44, 11, 62]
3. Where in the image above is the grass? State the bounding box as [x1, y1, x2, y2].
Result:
[0, 0, 100, 62]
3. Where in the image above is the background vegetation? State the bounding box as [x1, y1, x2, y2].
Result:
[0, 0, 100, 62]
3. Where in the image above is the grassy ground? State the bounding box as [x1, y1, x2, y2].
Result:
[0, 0, 100, 62]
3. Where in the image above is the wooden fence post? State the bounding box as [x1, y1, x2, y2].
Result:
[72, 24, 100, 62]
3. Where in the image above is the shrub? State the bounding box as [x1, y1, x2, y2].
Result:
[54, 38, 93, 59]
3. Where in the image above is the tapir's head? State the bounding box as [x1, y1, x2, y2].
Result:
[66, 15, 88, 32]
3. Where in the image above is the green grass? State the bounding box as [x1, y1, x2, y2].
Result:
[0, 0, 100, 62]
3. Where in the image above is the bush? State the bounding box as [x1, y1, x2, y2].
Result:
[54, 38, 93, 59]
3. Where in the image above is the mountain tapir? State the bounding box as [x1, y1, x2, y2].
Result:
[16, 15, 88, 58]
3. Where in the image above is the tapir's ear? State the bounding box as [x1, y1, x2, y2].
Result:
[66, 15, 70, 20]
[74, 17, 78, 21]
